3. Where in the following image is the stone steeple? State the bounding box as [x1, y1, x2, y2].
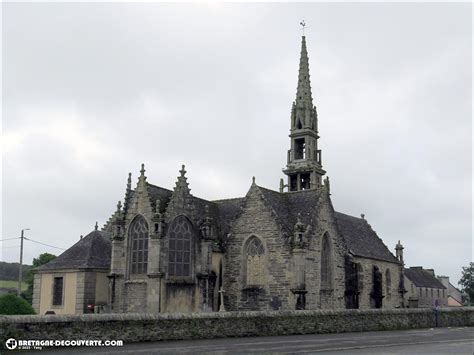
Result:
[283, 35, 326, 191]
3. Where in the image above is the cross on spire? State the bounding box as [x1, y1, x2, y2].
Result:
[300, 20, 306, 36]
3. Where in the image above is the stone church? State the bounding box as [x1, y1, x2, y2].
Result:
[33, 35, 407, 314]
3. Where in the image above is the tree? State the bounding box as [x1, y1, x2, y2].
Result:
[458, 262, 474, 306]
[22, 253, 57, 304]
[0, 293, 35, 315]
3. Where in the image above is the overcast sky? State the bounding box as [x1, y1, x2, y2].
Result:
[2, 3, 472, 285]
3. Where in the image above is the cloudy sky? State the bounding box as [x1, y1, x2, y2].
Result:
[2, 3, 471, 285]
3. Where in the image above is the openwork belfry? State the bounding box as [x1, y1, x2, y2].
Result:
[32, 33, 408, 315]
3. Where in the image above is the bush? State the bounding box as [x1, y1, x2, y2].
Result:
[0, 293, 35, 315]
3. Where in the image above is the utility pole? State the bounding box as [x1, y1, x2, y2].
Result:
[18, 228, 29, 296]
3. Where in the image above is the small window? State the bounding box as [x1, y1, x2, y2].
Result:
[300, 173, 311, 190]
[52, 277, 64, 306]
[297, 118, 303, 129]
[290, 175, 298, 191]
[294, 138, 306, 160]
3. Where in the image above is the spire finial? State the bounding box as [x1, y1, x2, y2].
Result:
[140, 163, 145, 177]
[117, 200, 122, 212]
[127, 172, 132, 191]
[300, 20, 306, 36]
[295, 29, 312, 107]
[180, 164, 186, 177]
[252, 176, 256, 185]
[94, 221, 98, 231]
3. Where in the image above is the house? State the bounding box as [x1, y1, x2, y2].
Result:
[32, 227, 111, 315]
[404, 266, 447, 308]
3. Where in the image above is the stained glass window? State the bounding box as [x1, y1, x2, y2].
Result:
[130, 215, 149, 275]
[385, 269, 392, 296]
[168, 216, 193, 277]
[321, 233, 333, 290]
[246, 237, 265, 286]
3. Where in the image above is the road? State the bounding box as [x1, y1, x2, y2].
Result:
[36, 327, 473, 354]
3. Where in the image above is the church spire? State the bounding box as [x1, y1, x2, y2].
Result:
[283, 34, 325, 192]
[295, 36, 313, 107]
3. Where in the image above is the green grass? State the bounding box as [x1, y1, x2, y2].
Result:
[0, 280, 27, 291]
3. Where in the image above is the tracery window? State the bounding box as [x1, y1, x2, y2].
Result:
[246, 236, 265, 286]
[321, 233, 333, 290]
[168, 216, 193, 278]
[129, 215, 149, 275]
[385, 269, 392, 296]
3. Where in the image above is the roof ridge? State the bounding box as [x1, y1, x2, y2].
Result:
[255, 185, 280, 194]
[212, 197, 245, 202]
[146, 182, 173, 193]
[334, 211, 363, 220]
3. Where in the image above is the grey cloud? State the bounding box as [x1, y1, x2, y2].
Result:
[2, 3, 471, 285]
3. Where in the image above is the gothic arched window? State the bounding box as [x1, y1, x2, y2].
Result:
[129, 215, 149, 275]
[320, 232, 333, 290]
[168, 216, 193, 278]
[245, 236, 265, 286]
[385, 269, 392, 296]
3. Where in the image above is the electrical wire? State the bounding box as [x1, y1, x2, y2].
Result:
[0, 237, 19, 242]
[24, 237, 66, 251]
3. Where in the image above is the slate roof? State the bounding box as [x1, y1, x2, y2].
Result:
[334, 212, 399, 263]
[212, 197, 245, 237]
[404, 267, 446, 289]
[124, 179, 399, 265]
[35, 230, 112, 272]
[257, 186, 322, 233]
[147, 183, 173, 213]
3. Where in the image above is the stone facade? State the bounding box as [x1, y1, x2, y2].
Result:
[101, 35, 406, 314]
[33, 35, 406, 315]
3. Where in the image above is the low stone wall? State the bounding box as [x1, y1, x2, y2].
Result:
[1, 308, 473, 349]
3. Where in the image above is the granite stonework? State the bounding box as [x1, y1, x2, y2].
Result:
[33, 35, 411, 315]
[1, 308, 473, 349]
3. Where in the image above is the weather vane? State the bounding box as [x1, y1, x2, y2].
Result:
[300, 20, 306, 36]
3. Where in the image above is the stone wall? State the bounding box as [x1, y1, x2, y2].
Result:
[2, 308, 472, 349]
[354, 256, 404, 309]
[224, 186, 348, 312]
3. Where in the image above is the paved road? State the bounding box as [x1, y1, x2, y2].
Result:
[37, 327, 473, 354]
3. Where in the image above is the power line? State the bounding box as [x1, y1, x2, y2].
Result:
[24, 237, 66, 251]
[2, 245, 20, 249]
[0, 237, 19, 242]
